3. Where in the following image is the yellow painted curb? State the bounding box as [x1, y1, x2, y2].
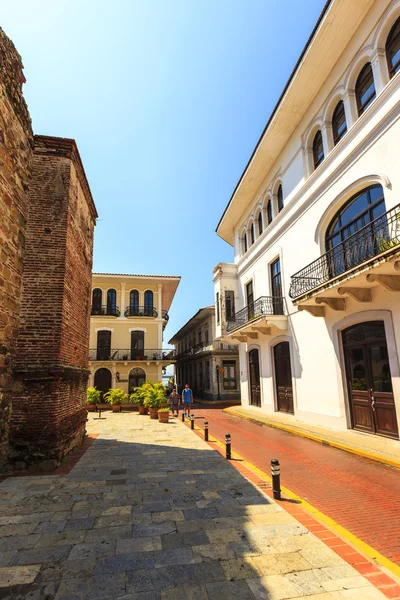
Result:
[223, 407, 400, 470]
[188, 418, 400, 581]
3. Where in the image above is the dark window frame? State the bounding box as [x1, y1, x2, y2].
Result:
[386, 17, 400, 78]
[332, 100, 347, 145]
[92, 288, 102, 312]
[216, 292, 220, 324]
[258, 211, 263, 235]
[355, 63, 376, 116]
[129, 289, 139, 311]
[225, 290, 235, 321]
[277, 185, 284, 213]
[107, 289, 117, 315]
[267, 200, 273, 225]
[250, 223, 255, 245]
[312, 130, 324, 169]
[222, 360, 237, 390]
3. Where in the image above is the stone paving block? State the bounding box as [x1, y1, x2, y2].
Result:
[321, 575, 373, 592]
[206, 528, 244, 544]
[35, 530, 86, 548]
[84, 525, 132, 543]
[132, 513, 153, 524]
[101, 505, 132, 516]
[36, 558, 95, 583]
[271, 533, 320, 553]
[220, 557, 258, 581]
[116, 536, 162, 554]
[285, 568, 330, 595]
[319, 565, 358, 580]
[193, 542, 236, 562]
[153, 546, 196, 568]
[328, 589, 387, 599]
[183, 507, 218, 520]
[0, 551, 17, 567]
[55, 573, 125, 600]
[151, 510, 185, 523]
[247, 574, 301, 599]
[10, 544, 72, 566]
[161, 530, 209, 549]
[230, 541, 274, 557]
[0, 534, 41, 552]
[68, 540, 116, 561]
[192, 560, 226, 583]
[65, 517, 96, 531]
[132, 522, 177, 537]
[0, 565, 41, 588]
[95, 551, 153, 574]
[161, 584, 208, 599]
[0, 581, 60, 600]
[34, 520, 67, 534]
[0, 522, 38, 538]
[299, 546, 346, 568]
[251, 552, 313, 576]
[126, 567, 177, 592]
[205, 580, 256, 600]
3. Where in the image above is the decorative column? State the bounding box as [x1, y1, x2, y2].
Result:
[342, 89, 358, 127]
[371, 48, 389, 95]
[321, 121, 333, 153]
[120, 282, 126, 319]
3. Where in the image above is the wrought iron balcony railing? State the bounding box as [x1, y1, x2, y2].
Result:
[226, 296, 286, 333]
[175, 341, 238, 360]
[289, 204, 400, 299]
[89, 348, 176, 361]
[124, 307, 170, 319]
[91, 305, 121, 317]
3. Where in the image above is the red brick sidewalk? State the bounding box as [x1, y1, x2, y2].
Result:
[185, 405, 400, 598]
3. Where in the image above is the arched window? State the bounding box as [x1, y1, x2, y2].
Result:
[312, 130, 324, 169]
[242, 232, 248, 254]
[250, 223, 255, 245]
[129, 290, 139, 315]
[92, 288, 102, 315]
[267, 200, 273, 225]
[386, 17, 400, 78]
[356, 63, 376, 116]
[326, 184, 385, 274]
[257, 211, 263, 236]
[332, 101, 347, 145]
[129, 367, 146, 393]
[106, 289, 117, 316]
[144, 290, 154, 316]
[277, 185, 284, 213]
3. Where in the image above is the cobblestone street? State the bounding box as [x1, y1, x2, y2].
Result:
[0, 412, 395, 599]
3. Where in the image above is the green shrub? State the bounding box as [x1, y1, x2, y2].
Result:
[104, 388, 128, 405]
[142, 382, 167, 409]
[87, 387, 101, 405]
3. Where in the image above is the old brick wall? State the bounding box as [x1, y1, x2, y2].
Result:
[10, 137, 97, 469]
[0, 29, 33, 466]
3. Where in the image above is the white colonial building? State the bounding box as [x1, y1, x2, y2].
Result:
[213, 0, 400, 440]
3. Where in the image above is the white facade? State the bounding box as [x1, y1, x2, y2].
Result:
[214, 0, 400, 440]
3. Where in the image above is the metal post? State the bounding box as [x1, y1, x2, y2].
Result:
[271, 459, 281, 500]
[225, 433, 231, 459]
[181, 411, 185, 422]
[191, 415, 195, 430]
[98, 407, 102, 419]
[216, 365, 221, 400]
[204, 421, 209, 441]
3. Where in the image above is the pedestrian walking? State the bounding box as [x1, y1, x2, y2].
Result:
[168, 387, 180, 417]
[182, 383, 193, 417]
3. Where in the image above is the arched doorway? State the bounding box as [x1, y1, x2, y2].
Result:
[342, 321, 398, 439]
[129, 368, 146, 393]
[273, 342, 294, 414]
[94, 368, 112, 400]
[248, 349, 261, 407]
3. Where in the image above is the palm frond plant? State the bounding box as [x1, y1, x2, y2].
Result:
[130, 384, 148, 414]
[143, 382, 167, 418]
[86, 387, 101, 412]
[104, 388, 128, 413]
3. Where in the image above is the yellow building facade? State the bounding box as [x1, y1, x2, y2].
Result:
[88, 273, 180, 396]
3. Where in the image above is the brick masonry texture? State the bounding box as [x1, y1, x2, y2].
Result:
[0, 28, 34, 466]
[0, 28, 98, 470]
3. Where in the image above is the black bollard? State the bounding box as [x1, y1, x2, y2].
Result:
[225, 433, 231, 459]
[191, 415, 195, 430]
[181, 411, 185, 422]
[271, 459, 281, 500]
[204, 421, 209, 441]
[98, 407, 102, 419]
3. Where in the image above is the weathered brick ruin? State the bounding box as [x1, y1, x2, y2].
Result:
[0, 29, 97, 470]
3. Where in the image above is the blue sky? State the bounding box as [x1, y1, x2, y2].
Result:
[2, 0, 325, 343]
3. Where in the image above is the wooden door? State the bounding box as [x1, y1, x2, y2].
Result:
[129, 368, 146, 393]
[248, 349, 261, 407]
[274, 342, 294, 414]
[131, 331, 144, 360]
[96, 330, 111, 360]
[343, 321, 398, 439]
[94, 368, 112, 399]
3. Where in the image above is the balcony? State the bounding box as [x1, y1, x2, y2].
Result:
[225, 296, 288, 341]
[124, 306, 170, 319]
[91, 305, 120, 317]
[289, 204, 400, 301]
[89, 348, 176, 362]
[175, 341, 238, 361]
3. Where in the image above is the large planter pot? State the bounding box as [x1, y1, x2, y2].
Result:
[158, 411, 169, 423]
[112, 404, 122, 413]
[138, 405, 146, 415]
[87, 403, 97, 412]
[149, 407, 159, 419]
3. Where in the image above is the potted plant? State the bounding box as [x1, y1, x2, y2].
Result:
[86, 387, 101, 412]
[104, 388, 128, 413]
[158, 407, 170, 423]
[130, 385, 148, 415]
[143, 382, 167, 419]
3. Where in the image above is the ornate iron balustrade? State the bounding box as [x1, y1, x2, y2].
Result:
[124, 307, 170, 319]
[289, 204, 400, 299]
[125, 306, 158, 317]
[89, 348, 176, 361]
[226, 296, 286, 333]
[175, 341, 237, 360]
[91, 305, 120, 317]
